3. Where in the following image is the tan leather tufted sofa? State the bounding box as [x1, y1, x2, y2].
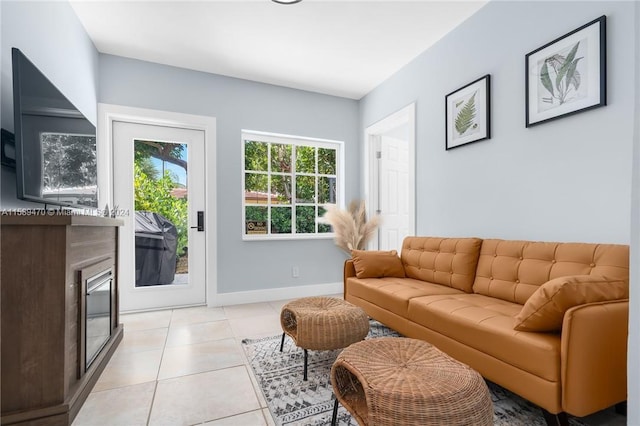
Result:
[344, 236, 629, 420]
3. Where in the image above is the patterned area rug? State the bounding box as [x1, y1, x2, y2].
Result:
[242, 321, 587, 426]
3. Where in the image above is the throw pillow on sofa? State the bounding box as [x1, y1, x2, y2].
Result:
[351, 249, 405, 279]
[513, 275, 628, 332]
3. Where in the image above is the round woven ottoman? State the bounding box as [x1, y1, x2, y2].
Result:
[330, 337, 493, 426]
[280, 297, 369, 380]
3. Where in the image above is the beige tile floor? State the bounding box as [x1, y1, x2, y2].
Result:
[73, 300, 291, 426]
[74, 297, 626, 426]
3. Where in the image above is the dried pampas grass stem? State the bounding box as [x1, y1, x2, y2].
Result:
[319, 200, 380, 255]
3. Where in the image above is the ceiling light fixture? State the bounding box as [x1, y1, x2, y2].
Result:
[272, 0, 302, 4]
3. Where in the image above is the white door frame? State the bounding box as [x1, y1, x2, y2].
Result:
[97, 103, 218, 308]
[364, 103, 416, 247]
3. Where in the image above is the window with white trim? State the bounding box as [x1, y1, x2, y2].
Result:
[242, 131, 343, 240]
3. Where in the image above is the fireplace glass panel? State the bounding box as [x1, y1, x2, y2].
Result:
[86, 269, 112, 370]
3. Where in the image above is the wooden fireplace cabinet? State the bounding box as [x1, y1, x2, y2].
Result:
[1, 214, 124, 425]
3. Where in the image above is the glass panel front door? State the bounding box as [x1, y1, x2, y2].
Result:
[133, 140, 189, 287]
[113, 121, 206, 312]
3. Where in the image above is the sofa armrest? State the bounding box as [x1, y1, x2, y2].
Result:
[561, 299, 628, 416]
[343, 259, 356, 295]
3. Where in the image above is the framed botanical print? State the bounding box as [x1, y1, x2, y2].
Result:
[445, 74, 491, 150]
[525, 16, 606, 127]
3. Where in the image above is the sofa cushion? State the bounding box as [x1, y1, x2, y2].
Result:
[407, 294, 561, 381]
[346, 277, 464, 317]
[401, 237, 482, 293]
[513, 275, 629, 332]
[351, 249, 405, 279]
[473, 240, 629, 304]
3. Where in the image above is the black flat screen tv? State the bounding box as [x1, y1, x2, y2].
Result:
[12, 48, 98, 208]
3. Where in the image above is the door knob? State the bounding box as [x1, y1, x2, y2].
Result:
[190, 211, 204, 231]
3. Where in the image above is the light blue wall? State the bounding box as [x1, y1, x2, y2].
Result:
[361, 1, 635, 244]
[0, 0, 638, 411]
[99, 55, 359, 293]
[0, 0, 99, 208]
[2, 0, 634, 293]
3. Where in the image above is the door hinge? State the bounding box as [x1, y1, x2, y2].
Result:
[376, 151, 382, 159]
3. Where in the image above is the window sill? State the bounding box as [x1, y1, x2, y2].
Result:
[242, 233, 335, 242]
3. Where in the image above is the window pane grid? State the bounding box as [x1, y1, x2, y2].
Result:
[314, 149, 319, 233]
[267, 141, 272, 235]
[291, 145, 297, 234]
[243, 134, 341, 239]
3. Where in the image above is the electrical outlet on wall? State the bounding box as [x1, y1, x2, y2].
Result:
[292, 266, 299, 278]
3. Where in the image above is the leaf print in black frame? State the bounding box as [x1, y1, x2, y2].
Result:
[525, 16, 606, 127]
[445, 74, 491, 150]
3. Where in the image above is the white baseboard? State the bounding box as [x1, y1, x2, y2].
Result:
[211, 282, 343, 307]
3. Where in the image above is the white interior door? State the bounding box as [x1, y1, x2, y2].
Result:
[365, 103, 416, 253]
[376, 134, 410, 252]
[113, 121, 206, 311]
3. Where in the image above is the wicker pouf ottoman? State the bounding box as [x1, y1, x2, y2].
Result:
[280, 296, 369, 380]
[330, 337, 493, 426]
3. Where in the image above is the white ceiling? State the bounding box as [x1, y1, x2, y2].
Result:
[70, 0, 487, 100]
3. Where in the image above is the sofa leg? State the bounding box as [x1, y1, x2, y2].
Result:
[542, 410, 569, 426]
[615, 401, 627, 416]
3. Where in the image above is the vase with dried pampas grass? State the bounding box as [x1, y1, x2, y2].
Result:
[319, 200, 380, 255]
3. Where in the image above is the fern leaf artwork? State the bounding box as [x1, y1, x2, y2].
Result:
[455, 92, 477, 136]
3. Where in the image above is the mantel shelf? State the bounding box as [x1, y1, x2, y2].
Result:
[0, 213, 124, 227]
